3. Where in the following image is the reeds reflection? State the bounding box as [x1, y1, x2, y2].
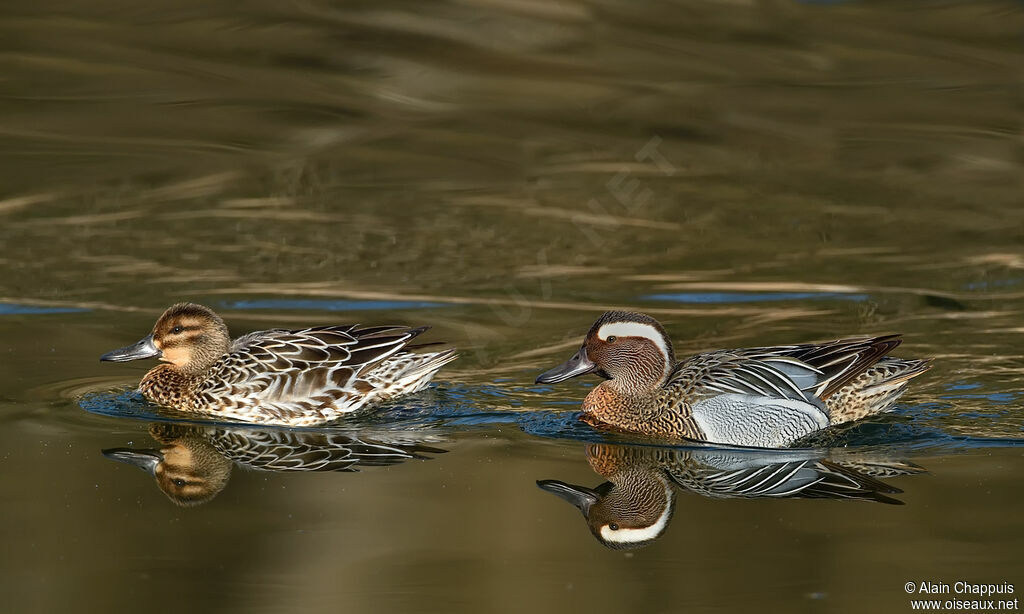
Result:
[539, 443, 924, 550]
[103, 423, 446, 506]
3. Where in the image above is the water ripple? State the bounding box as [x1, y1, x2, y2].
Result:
[76, 383, 1024, 453]
[0, 302, 89, 315]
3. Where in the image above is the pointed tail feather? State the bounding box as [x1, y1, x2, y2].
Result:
[826, 357, 931, 424]
[806, 460, 906, 505]
[809, 335, 904, 400]
[368, 349, 458, 399]
[830, 459, 927, 479]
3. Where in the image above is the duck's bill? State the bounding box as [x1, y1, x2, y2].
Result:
[535, 347, 598, 384]
[537, 479, 601, 514]
[100, 334, 161, 362]
[102, 448, 162, 475]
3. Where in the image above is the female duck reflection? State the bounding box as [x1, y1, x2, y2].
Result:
[538, 443, 924, 550]
[103, 423, 445, 506]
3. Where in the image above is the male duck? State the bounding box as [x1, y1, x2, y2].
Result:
[536, 311, 930, 448]
[538, 443, 918, 549]
[101, 303, 457, 426]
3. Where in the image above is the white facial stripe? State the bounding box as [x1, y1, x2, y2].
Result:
[598, 485, 673, 544]
[596, 322, 671, 370]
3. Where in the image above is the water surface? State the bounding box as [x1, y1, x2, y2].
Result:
[1, 1, 1023, 612]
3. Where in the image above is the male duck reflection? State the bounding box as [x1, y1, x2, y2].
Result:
[104, 423, 446, 506]
[101, 303, 456, 426]
[538, 443, 924, 549]
[536, 311, 930, 448]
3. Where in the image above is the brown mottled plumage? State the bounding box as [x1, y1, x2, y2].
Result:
[536, 311, 931, 448]
[101, 303, 457, 426]
[104, 423, 446, 506]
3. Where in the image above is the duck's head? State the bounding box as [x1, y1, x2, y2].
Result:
[535, 311, 675, 392]
[100, 303, 231, 375]
[537, 470, 675, 550]
[538, 443, 676, 549]
[102, 424, 232, 507]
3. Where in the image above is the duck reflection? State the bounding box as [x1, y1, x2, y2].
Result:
[538, 443, 924, 549]
[103, 423, 445, 506]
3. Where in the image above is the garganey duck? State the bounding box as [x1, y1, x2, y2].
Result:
[104, 423, 446, 506]
[538, 443, 922, 549]
[100, 303, 457, 426]
[536, 311, 930, 448]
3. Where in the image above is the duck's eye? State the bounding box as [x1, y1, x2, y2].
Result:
[171, 325, 184, 335]
[606, 336, 617, 343]
[173, 478, 186, 488]
[608, 522, 619, 531]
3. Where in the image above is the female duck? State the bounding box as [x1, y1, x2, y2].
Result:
[536, 311, 930, 448]
[101, 303, 457, 426]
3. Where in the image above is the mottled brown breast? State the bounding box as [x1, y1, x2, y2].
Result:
[583, 382, 706, 441]
[140, 365, 202, 410]
[585, 443, 631, 476]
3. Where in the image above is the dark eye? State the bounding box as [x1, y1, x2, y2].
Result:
[173, 478, 186, 487]
[606, 336, 617, 343]
[608, 522, 619, 531]
[171, 326, 184, 334]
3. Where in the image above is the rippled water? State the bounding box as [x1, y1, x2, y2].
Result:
[2, 1, 1023, 612]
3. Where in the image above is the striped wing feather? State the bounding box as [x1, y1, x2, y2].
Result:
[667, 458, 904, 504]
[210, 428, 445, 472]
[669, 335, 903, 404]
[773, 335, 902, 399]
[199, 325, 427, 407]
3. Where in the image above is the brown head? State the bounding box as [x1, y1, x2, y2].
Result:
[100, 303, 231, 376]
[535, 311, 676, 394]
[102, 424, 232, 507]
[537, 444, 676, 550]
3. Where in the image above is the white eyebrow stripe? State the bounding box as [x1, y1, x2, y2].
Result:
[596, 321, 672, 377]
[597, 483, 673, 544]
[596, 322, 665, 344]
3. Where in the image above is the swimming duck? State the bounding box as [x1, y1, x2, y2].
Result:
[538, 443, 921, 549]
[104, 423, 446, 506]
[535, 311, 930, 447]
[101, 303, 457, 426]
[539, 444, 677, 550]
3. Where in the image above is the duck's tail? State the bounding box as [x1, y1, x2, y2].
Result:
[825, 357, 931, 425]
[367, 349, 458, 400]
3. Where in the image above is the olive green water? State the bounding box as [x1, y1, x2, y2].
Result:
[2, 1, 1023, 612]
